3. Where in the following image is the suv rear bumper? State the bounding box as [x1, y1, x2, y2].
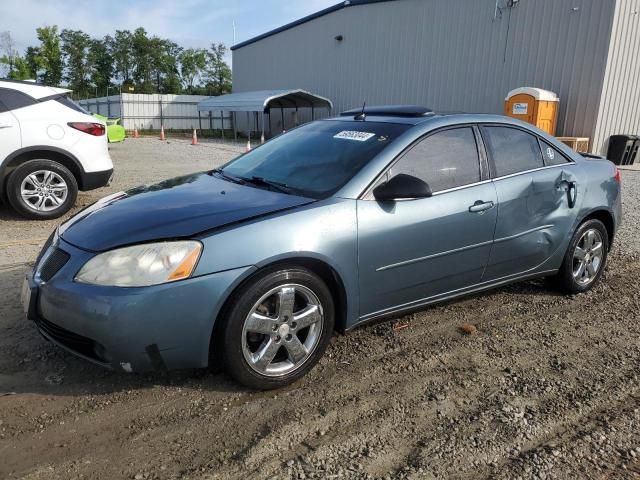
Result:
[79, 168, 113, 191]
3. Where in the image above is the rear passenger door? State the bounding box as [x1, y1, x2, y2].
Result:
[481, 125, 579, 281]
[357, 126, 498, 318]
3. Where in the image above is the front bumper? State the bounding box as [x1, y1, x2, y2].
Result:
[24, 238, 254, 373]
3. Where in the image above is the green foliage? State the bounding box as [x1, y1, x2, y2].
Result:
[88, 37, 113, 96]
[61, 29, 91, 96]
[205, 43, 232, 96]
[36, 26, 63, 85]
[1, 26, 232, 97]
[179, 48, 208, 91]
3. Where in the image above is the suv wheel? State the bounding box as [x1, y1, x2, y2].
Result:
[218, 266, 335, 390]
[6, 159, 78, 220]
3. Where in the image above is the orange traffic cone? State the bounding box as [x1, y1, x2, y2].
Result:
[191, 129, 199, 146]
[133, 128, 139, 139]
[246, 139, 251, 151]
[159, 126, 166, 141]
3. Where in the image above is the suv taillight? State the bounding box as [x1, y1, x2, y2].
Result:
[67, 122, 105, 136]
[614, 166, 621, 184]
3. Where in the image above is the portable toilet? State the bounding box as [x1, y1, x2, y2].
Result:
[504, 87, 559, 135]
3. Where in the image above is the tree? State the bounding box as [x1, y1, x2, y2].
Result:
[35, 26, 63, 85]
[131, 27, 154, 92]
[205, 43, 232, 96]
[0, 31, 19, 77]
[8, 57, 33, 80]
[150, 38, 182, 93]
[179, 48, 207, 92]
[110, 30, 134, 85]
[7, 25, 234, 96]
[24, 47, 41, 79]
[88, 37, 113, 96]
[61, 29, 91, 97]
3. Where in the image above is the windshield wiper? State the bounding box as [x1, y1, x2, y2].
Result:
[238, 176, 292, 194]
[210, 168, 245, 185]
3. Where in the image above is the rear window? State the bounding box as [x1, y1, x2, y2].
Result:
[482, 126, 544, 177]
[0, 88, 37, 111]
[539, 139, 571, 166]
[54, 95, 90, 114]
[222, 120, 410, 199]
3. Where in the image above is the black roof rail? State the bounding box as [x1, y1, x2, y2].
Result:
[340, 105, 434, 118]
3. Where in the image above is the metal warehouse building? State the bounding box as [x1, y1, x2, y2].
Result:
[231, 0, 640, 154]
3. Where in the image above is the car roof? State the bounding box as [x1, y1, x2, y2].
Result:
[324, 111, 538, 128]
[0, 78, 71, 100]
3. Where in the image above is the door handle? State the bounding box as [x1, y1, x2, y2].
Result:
[469, 200, 495, 213]
[567, 181, 577, 208]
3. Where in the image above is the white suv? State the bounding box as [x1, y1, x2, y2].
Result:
[0, 79, 114, 219]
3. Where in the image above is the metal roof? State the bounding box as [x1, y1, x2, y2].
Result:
[230, 0, 396, 51]
[197, 89, 333, 113]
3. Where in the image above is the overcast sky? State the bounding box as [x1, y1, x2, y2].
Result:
[0, 0, 338, 54]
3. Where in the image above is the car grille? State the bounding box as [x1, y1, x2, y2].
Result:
[35, 316, 107, 363]
[39, 248, 70, 282]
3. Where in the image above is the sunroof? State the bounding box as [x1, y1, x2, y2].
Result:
[340, 105, 434, 117]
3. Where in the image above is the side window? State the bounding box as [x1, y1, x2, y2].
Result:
[482, 126, 543, 177]
[0, 88, 37, 111]
[540, 139, 571, 166]
[388, 127, 481, 193]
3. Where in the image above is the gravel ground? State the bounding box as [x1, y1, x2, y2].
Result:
[1, 140, 639, 479]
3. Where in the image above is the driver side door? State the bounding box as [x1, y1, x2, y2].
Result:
[357, 126, 498, 320]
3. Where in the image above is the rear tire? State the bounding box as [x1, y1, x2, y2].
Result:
[555, 219, 608, 294]
[218, 266, 334, 390]
[6, 159, 78, 220]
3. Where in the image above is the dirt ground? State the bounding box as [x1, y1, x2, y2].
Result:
[1, 139, 639, 480]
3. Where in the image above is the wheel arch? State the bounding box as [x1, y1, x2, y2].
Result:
[208, 255, 349, 367]
[578, 208, 615, 250]
[1, 146, 85, 198]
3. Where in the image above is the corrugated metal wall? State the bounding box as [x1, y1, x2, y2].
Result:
[233, 0, 618, 152]
[593, 0, 640, 155]
[80, 94, 230, 130]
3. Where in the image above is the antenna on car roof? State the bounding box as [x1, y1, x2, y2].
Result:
[354, 101, 366, 121]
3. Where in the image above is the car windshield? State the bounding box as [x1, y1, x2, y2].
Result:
[221, 120, 410, 198]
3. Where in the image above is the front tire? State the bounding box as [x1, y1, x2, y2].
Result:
[6, 159, 78, 220]
[218, 266, 335, 390]
[556, 219, 609, 294]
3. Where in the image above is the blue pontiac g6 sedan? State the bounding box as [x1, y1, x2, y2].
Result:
[22, 106, 622, 389]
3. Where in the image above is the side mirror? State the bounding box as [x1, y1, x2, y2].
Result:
[372, 173, 432, 201]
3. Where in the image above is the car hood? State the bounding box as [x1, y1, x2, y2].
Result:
[60, 172, 315, 252]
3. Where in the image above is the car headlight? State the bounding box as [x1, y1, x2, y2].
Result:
[75, 241, 202, 287]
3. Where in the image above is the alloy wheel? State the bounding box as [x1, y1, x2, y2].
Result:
[20, 170, 68, 212]
[241, 284, 324, 377]
[572, 228, 604, 286]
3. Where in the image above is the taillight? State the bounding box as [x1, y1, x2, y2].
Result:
[67, 122, 105, 136]
[614, 166, 621, 184]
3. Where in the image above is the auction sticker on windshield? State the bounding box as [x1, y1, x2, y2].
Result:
[333, 131, 376, 141]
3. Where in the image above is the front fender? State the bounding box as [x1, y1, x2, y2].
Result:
[194, 197, 360, 328]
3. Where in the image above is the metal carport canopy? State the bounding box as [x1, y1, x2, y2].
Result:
[197, 89, 333, 113]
